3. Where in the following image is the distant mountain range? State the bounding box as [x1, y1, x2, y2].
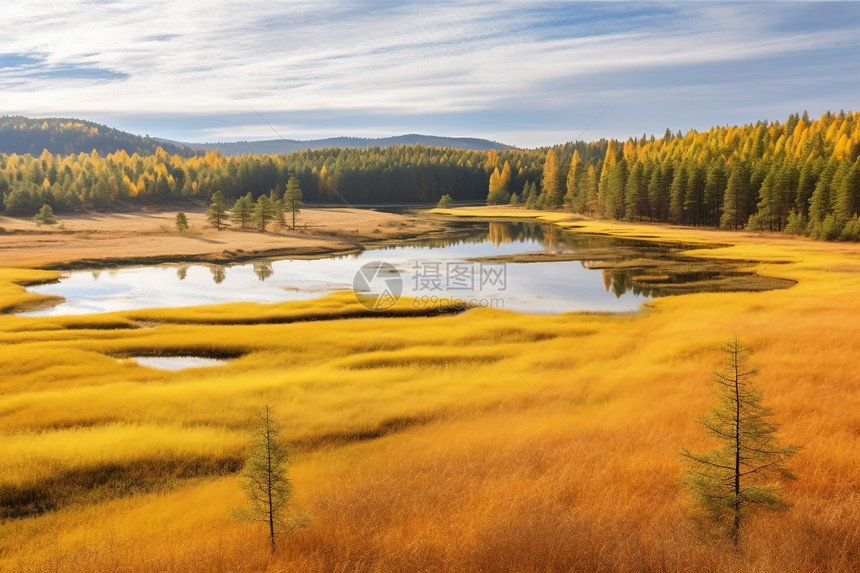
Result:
[0, 116, 512, 157]
[163, 134, 513, 155]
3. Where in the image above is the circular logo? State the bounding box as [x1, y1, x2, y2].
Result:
[353, 261, 403, 311]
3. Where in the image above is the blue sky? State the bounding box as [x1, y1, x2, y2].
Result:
[2, 1, 859, 148]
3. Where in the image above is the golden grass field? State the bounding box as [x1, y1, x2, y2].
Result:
[0, 206, 858, 572]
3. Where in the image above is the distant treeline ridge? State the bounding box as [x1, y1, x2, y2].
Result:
[1, 111, 859, 240]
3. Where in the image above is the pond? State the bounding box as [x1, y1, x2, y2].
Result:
[20, 221, 781, 316]
[127, 356, 228, 370]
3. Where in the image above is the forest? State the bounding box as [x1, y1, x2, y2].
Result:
[2, 111, 860, 240]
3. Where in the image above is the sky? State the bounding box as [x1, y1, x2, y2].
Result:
[2, 1, 860, 148]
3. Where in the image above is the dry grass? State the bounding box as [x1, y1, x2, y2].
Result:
[0, 210, 858, 571]
[0, 208, 448, 269]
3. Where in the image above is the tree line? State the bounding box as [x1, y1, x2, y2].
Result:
[0, 145, 502, 215]
[2, 110, 859, 240]
[499, 110, 860, 241]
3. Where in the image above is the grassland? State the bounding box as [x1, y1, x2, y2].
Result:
[0, 206, 858, 572]
[0, 207, 448, 270]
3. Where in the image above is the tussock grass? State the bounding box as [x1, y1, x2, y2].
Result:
[0, 268, 62, 314]
[1, 214, 859, 571]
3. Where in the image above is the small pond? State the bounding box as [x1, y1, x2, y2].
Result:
[128, 356, 228, 370]
[20, 221, 778, 316]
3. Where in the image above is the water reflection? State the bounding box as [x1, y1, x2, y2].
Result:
[253, 262, 274, 282]
[486, 221, 564, 251]
[209, 264, 226, 285]
[20, 221, 757, 316]
[131, 356, 227, 370]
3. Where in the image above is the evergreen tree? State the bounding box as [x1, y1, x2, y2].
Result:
[486, 165, 511, 205]
[437, 194, 454, 208]
[175, 211, 188, 232]
[834, 160, 860, 222]
[784, 210, 807, 235]
[684, 163, 706, 226]
[541, 149, 563, 209]
[207, 190, 228, 231]
[253, 195, 275, 232]
[704, 162, 727, 227]
[231, 193, 254, 229]
[602, 159, 627, 219]
[525, 184, 538, 209]
[33, 203, 57, 226]
[233, 405, 307, 553]
[584, 165, 600, 216]
[682, 337, 800, 545]
[809, 160, 837, 224]
[624, 162, 646, 221]
[721, 163, 751, 230]
[283, 176, 304, 230]
[520, 180, 531, 205]
[564, 150, 582, 211]
[669, 162, 688, 224]
[795, 161, 817, 218]
[648, 164, 670, 221]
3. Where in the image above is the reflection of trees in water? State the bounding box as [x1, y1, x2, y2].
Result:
[176, 265, 189, 280]
[209, 264, 226, 284]
[600, 269, 662, 298]
[253, 262, 274, 281]
[91, 270, 102, 281]
[487, 222, 615, 252]
[373, 221, 603, 251]
[487, 222, 546, 247]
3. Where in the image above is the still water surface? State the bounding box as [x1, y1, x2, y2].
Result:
[23, 222, 690, 316]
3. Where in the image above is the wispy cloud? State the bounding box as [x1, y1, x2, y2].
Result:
[2, 1, 859, 146]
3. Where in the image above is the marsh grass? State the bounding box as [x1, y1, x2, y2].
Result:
[1, 214, 859, 571]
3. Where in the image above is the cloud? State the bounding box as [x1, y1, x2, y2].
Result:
[0, 51, 128, 86]
[2, 1, 859, 146]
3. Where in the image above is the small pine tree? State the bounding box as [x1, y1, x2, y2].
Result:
[233, 405, 308, 553]
[437, 194, 454, 209]
[33, 204, 57, 226]
[525, 186, 538, 209]
[840, 214, 860, 241]
[207, 191, 228, 231]
[783, 210, 807, 236]
[231, 193, 254, 230]
[175, 211, 189, 232]
[253, 195, 275, 232]
[282, 177, 304, 230]
[682, 337, 800, 546]
[820, 213, 842, 241]
[520, 180, 531, 205]
[509, 192, 519, 206]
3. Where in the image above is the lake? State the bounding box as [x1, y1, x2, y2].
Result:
[20, 221, 761, 316]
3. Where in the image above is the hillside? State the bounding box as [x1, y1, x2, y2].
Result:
[0, 116, 193, 158]
[0, 116, 511, 158]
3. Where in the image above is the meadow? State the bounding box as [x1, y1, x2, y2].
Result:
[0, 207, 858, 572]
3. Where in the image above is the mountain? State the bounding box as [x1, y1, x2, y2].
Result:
[0, 116, 194, 157]
[0, 116, 513, 158]
[164, 134, 513, 155]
